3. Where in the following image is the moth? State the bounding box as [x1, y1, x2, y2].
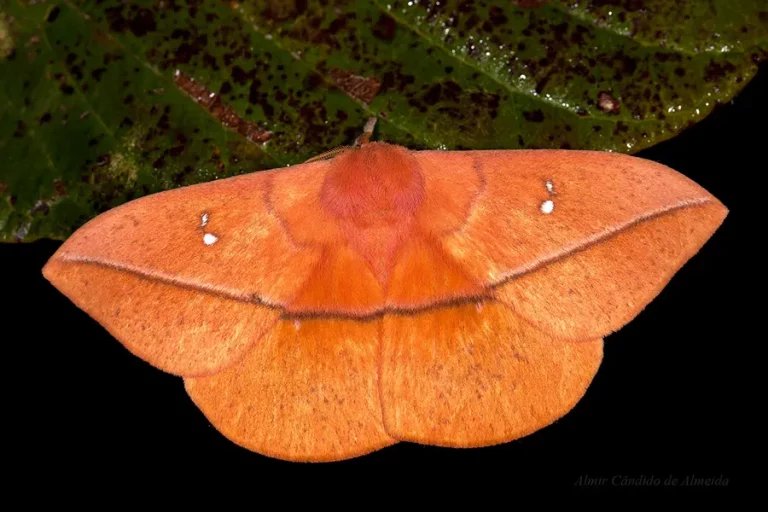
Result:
[43, 140, 727, 462]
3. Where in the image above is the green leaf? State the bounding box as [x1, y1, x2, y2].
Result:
[1, 0, 765, 242]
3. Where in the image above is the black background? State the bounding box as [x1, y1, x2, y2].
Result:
[5, 66, 762, 492]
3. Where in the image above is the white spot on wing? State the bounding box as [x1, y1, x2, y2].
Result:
[203, 233, 219, 245]
[294, 320, 301, 331]
[545, 180, 554, 193]
[200, 212, 209, 227]
[540, 200, 554, 214]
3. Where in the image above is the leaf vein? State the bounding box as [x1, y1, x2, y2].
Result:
[231, 5, 433, 146]
[371, 0, 659, 126]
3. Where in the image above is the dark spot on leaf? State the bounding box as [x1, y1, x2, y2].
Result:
[373, 14, 396, 41]
[488, 6, 508, 25]
[39, 113, 52, 125]
[70, 65, 84, 81]
[153, 153, 167, 169]
[704, 60, 737, 82]
[168, 133, 187, 157]
[571, 25, 589, 46]
[173, 165, 196, 186]
[13, 120, 26, 137]
[261, 0, 308, 21]
[327, 17, 347, 35]
[304, 73, 323, 91]
[91, 67, 107, 81]
[515, 0, 549, 9]
[202, 53, 218, 71]
[53, 179, 67, 197]
[535, 73, 552, 94]
[46, 7, 61, 23]
[106, 6, 157, 38]
[523, 110, 545, 122]
[442, 80, 462, 102]
[231, 65, 248, 85]
[174, 43, 194, 64]
[423, 83, 442, 105]
[247, 78, 263, 104]
[158, 107, 171, 130]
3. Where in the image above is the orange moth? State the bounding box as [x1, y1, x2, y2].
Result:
[42, 138, 727, 462]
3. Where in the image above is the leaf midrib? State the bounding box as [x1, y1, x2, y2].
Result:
[232, 5, 432, 149]
[369, 0, 653, 126]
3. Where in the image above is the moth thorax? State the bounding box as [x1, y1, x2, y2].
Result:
[320, 142, 425, 225]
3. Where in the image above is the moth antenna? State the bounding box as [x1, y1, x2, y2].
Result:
[304, 146, 355, 163]
[355, 117, 378, 146]
[304, 117, 379, 163]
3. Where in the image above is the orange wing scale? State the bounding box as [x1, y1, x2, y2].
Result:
[43, 142, 727, 461]
[380, 302, 603, 447]
[185, 317, 395, 462]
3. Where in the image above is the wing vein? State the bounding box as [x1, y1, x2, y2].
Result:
[489, 196, 712, 288]
[54, 197, 711, 319]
